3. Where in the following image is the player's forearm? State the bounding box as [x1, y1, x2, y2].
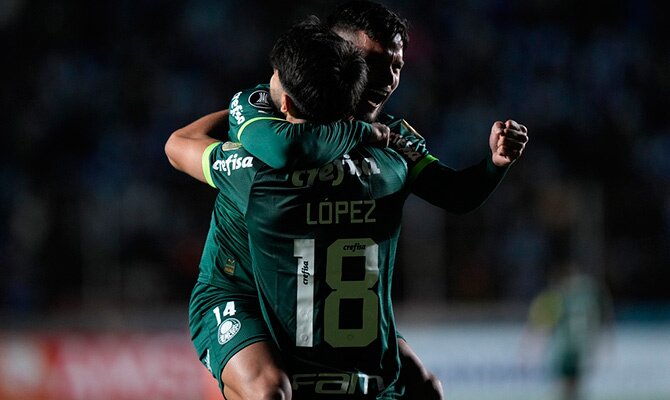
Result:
[237, 120, 372, 169]
[412, 156, 508, 213]
[280, 120, 372, 168]
[174, 109, 230, 141]
[165, 110, 229, 183]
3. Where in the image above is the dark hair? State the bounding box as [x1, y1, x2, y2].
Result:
[270, 16, 368, 122]
[326, 1, 409, 49]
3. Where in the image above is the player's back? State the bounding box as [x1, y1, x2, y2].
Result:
[246, 144, 410, 398]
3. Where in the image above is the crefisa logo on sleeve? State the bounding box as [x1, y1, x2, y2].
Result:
[248, 90, 273, 110]
[218, 318, 241, 345]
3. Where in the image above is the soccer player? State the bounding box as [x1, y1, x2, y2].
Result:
[167, 19, 389, 400]
[216, 76, 526, 400]
[170, 2, 529, 400]
[526, 262, 613, 400]
[223, 2, 528, 396]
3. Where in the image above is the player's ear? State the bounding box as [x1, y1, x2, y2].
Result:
[281, 94, 297, 118]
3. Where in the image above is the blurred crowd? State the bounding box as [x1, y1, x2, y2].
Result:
[2, 0, 668, 319]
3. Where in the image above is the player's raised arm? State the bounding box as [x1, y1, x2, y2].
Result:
[411, 154, 509, 214]
[385, 115, 528, 213]
[489, 119, 529, 167]
[164, 110, 228, 184]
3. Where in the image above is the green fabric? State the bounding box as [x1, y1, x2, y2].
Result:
[227, 84, 372, 169]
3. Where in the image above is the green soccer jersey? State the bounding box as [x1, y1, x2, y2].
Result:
[229, 84, 376, 169]
[214, 85, 439, 399]
[195, 85, 375, 295]
[197, 83, 506, 295]
[190, 90, 381, 388]
[197, 83, 508, 398]
[203, 140, 418, 399]
[196, 163, 256, 294]
[247, 147, 413, 399]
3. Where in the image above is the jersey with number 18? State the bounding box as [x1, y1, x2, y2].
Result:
[203, 138, 415, 398]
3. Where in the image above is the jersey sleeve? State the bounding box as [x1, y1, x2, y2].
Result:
[201, 141, 260, 210]
[381, 113, 509, 214]
[411, 156, 508, 213]
[228, 84, 373, 169]
[382, 115, 439, 184]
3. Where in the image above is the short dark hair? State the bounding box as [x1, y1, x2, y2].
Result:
[270, 17, 368, 122]
[326, 1, 409, 49]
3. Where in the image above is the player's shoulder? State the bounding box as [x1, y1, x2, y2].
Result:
[375, 113, 433, 168]
[230, 83, 278, 125]
[236, 83, 273, 110]
[376, 112, 403, 127]
[210, 141, 254, 159]
[377, 112, 422, 137]
[375, 112, 424, 143]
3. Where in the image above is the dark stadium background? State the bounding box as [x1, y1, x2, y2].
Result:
[1, 1, 669, 399]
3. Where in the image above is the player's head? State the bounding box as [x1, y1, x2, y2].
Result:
[327, 1, 408, 122]
[269, 16, 368, 123]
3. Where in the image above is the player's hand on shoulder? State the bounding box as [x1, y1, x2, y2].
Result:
[367, 122, 391, 147]
[490, 119, 528, 167]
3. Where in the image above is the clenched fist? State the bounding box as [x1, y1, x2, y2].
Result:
[490, 120, 528, 167]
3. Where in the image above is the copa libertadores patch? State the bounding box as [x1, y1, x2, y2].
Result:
[248, 90, 273, 110]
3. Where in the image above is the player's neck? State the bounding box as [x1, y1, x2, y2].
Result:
[285, 114, 307, 124]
